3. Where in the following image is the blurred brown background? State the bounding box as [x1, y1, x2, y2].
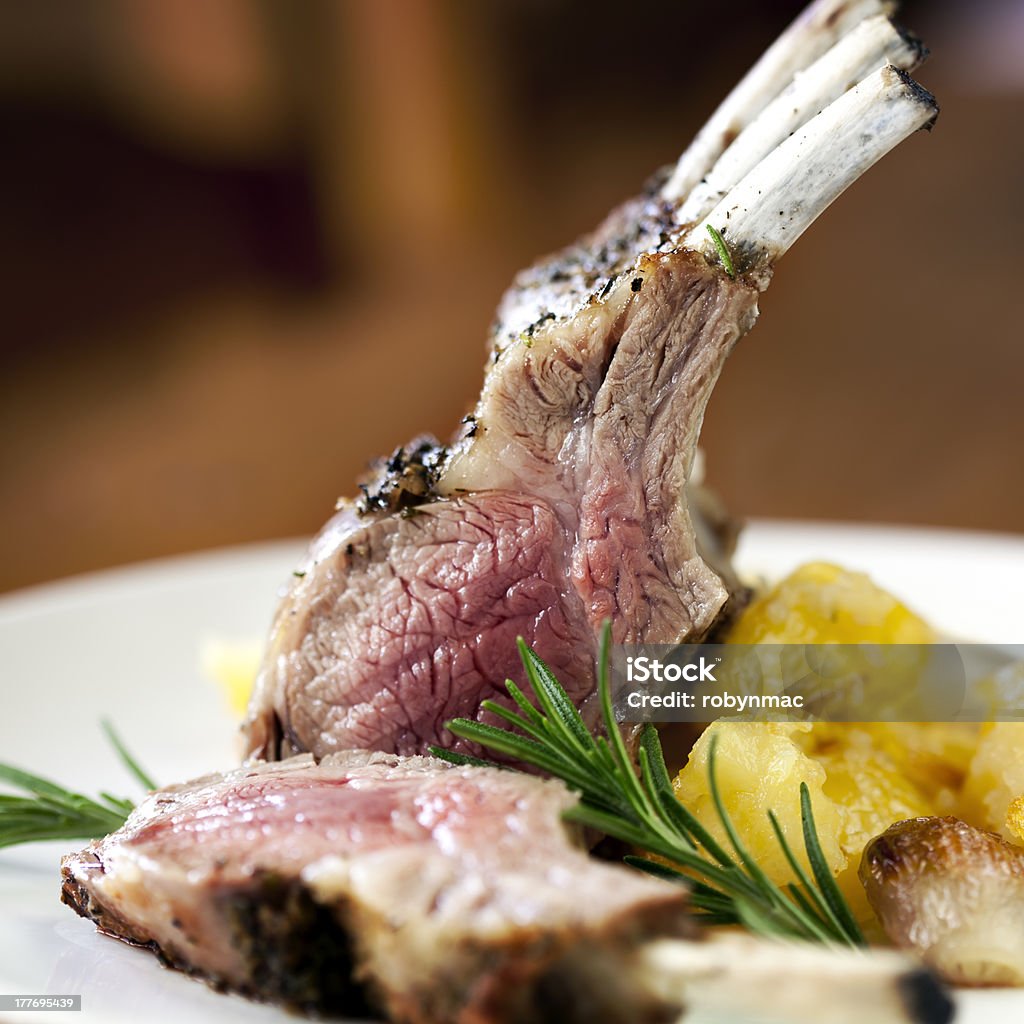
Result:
[1, 0, 1021, 593]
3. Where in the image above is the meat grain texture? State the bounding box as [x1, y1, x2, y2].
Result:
[245, 186, 756, 761]
[61, 751, 693, 1023]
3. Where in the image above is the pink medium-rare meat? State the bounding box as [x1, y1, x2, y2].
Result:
[246, 231, 757, 761]
[251, 495, 598, 759]
[61, 751, 692, 1023]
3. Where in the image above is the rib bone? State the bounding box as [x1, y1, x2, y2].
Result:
[661, 0, 894, 203]
[637, 934, 954, 1024]
[686, 64, 937, 277]
[675, 14, 926, 226]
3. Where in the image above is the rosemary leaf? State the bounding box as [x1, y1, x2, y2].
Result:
[706, 224, 736, 278]
[0, 723, 156, 849]
[503, 679, 547, 729]
[101, 719, 157, 792]
[800, 783, 865, 944]
[0, 764, 74, 801]
[622, 854, 689, 882]
[427, 747, 498, 770]
[769, 807, 849, 940]
[518, 641, 592, 749]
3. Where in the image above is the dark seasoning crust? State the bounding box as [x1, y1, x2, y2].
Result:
[490, 169, 685, 357]
[62, 863, 370, 1015]
[61, 862, 155, 950]
[356, 170, 749, 521]
[220, 874, 370, 1016]
[62, 868, 689, 1024]
[357, 437, 448, 515]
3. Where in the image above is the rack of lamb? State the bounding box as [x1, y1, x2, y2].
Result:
[242, 0, 936, 764]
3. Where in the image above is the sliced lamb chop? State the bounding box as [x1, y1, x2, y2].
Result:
[60, 751, 692, 1024]
[61, 752, 952, 1024]
[244, 4, 938, 762]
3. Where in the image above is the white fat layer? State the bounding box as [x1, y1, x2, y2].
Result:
[661, 0, 892, 203]
[685, 64, 937, 274]
[675, 15, 923, 226]
[301, 854, 351, 901]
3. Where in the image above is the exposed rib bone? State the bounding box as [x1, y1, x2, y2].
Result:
[661, 0, 894, 203]
[685, 64, 937, 278]
[637, 934, 953, 1024]
[675, 15, 926, 226]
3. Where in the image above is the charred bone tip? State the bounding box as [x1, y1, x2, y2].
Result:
[890, 63, 940, 126]
[684, 63, 938, 280]
[894, 23, 930, 69]
[673, 12, 931, 229]
[897, 968, 956, 1024]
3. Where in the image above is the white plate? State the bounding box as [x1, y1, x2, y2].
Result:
[1, 521, 1023, 1024]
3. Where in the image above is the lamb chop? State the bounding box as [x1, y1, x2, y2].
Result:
[243, 0, 936, 764]
[61, 752, 692, 1023]
[61, 751, 952, 1024]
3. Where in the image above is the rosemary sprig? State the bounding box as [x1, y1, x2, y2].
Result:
[706, 223, 736, 278]
[0, 721, 149, 849]
[431, 623, 863, 947]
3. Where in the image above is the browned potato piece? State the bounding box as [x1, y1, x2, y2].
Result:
[861, 816, 1024, 986]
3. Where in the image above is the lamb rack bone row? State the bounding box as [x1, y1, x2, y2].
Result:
[685, 63, 937, 282]
[661, 0, 895, 203]
[675, 13, 927, 226]
[443, 60, 938, 502]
